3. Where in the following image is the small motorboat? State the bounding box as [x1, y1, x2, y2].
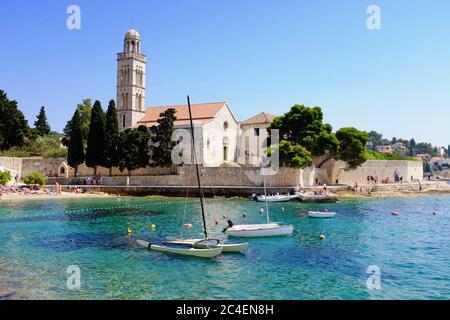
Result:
[307, 211, 337, 219]
[226, 223, 294, 238]
[137, 239, 223, 258]
[297, 194, 339, 203]
[257, 194, 298, 202]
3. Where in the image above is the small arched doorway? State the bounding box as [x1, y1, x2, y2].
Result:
[223, 137, 230, 162]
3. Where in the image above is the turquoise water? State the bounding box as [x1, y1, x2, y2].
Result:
[0, 195, 449, 300]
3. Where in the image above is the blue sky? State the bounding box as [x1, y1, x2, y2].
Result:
[1, 0, 449, 146]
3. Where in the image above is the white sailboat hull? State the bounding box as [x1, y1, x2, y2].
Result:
[227, 223, 294, 238]
[165, 239, 249, 253]
[137, 240, 223, 258]
[307, 211, 337, 218]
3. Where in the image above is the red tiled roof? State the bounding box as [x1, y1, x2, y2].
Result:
[137, 102, 227, 127]
[241, 112, 276, 125]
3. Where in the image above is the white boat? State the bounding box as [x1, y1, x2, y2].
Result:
[307, 211, 337, 218]
[297, 194, 338, 203]
[257, 194, 298, 202]
[164, 238, 249, 253]
[227, 223, 294, 238]
[137, 240, 223, 258]
[225, 165, 294, 238]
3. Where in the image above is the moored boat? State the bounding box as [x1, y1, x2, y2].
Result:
[307, 211, 337, 218]
[227, 223, 294, 238]
[297, 193, 339, 203]
[257, 194, 298, 202]
[137, 240, 223, 258]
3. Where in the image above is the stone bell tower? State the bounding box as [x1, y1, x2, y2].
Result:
[116, 29, 147, 130]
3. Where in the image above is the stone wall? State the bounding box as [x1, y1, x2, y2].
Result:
[323, 160, 423, 185]
[2, 156, 424, 188]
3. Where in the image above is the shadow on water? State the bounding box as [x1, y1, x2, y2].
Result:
[1, 208, 164, 224]
[31, 232, 155, 252]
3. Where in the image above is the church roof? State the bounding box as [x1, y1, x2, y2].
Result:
[136, 102, 228, 127]
[241, 112, 276, 125]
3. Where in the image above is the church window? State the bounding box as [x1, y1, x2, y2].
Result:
[254, 128, 260, 136]
[122, 115, 126, 128]
[223, 121, 229, 130]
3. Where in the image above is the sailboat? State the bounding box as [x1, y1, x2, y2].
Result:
[137, 96, 247, 257]
[224, 165, 294, 238]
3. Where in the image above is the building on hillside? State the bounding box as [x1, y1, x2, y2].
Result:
[392, 142, 407, 152]
[376, 145, 393, 154]
[115, 29, 272, 167]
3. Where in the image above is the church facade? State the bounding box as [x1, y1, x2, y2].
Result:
[116, 29, 274, 167]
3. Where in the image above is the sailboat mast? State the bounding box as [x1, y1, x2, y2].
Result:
[262, 165, 270, 223]
[187, 96, 208, 239]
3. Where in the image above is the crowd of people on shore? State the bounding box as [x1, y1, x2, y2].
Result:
[0, 185, 58, 199]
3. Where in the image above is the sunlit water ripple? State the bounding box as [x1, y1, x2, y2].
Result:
[0, 195, 449, 300]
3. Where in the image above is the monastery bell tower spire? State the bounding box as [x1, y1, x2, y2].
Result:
[116, 29, 147, 130]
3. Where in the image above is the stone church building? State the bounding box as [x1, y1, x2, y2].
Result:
[116, 29, 274, 167]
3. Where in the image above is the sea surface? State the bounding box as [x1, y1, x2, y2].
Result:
[0, 195, 449, 300]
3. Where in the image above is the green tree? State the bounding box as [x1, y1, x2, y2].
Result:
[408, 138, 416, 156]
[62, 99, 92, 147]
[67, 110, 85, 176]
[34, 106, 51, 136]
[0, 90, 30, 150]
[317, 127, 369, 169]
[415, 142, 433, 155]
[270, 105, 336, 154]
[85, 101, 106, 175]
[118, 126, 150, 175]
[367, 131, 383, 150]
[104, 100, 120, 176]
[276, 140, 312, 168]
[149, 108, 177, 167]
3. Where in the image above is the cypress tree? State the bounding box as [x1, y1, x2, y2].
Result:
[118, 126, 150, 175]
[0, 90, 29, 150]
[150, 108, 177, 167]
[34, 106, 51, 136]
[85, 100, 106, 175]
[104, 100, 120, 176]
[67, 110, 85, 176]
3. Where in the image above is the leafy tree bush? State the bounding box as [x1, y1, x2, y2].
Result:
[0, 171, 11, 185]
[23, 172, 48, 186]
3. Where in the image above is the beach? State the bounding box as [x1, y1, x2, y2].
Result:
[0, 190, 113, 202]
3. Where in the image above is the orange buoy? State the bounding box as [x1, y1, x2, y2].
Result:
[319, 234, 326, 240]
[183, 223, 193, 228]
[391, 211, 399, 216]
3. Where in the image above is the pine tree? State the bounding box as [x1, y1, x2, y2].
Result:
[104, 100, 120, 176]
[34, 106, 51, 136]
[85, 101, 106, 175]
[67, 110, 85, 176]
[150, 108, 177, 167]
